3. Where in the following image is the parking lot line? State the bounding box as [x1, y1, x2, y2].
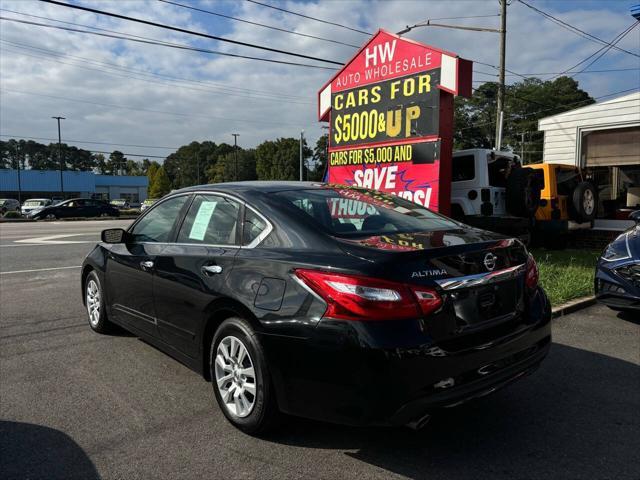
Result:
[0, 265, 82, 275]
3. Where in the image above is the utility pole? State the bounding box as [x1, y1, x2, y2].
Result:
[396, 15, 505, 149]
[52, 116, 65, 198]
[520, 132, 525, 162]
[299, 130, 304, 181]
[196, 150, 200, 184]
[232, 134, 240, 181]
[15, 143, 22, 203]
[495, 0, 507, 150]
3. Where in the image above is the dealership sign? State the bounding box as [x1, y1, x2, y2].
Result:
[318, 29, 472, 213]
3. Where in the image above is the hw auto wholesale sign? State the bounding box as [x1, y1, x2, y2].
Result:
[318, 29, 472, 214]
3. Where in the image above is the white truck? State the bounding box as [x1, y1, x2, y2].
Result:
[451, 149, 542, 239]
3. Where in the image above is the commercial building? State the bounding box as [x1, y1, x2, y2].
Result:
[538, 91, 640, 229]
[0, 169, 148, 202]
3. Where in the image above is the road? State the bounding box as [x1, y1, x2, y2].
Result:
[1, 221, 638, 480]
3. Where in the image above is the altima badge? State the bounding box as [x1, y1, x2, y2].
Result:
[484, 253, 498, 271]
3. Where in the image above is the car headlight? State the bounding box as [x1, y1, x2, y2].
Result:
[602, 233, 631, 261]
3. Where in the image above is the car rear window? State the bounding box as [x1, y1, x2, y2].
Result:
[275, 187, 458, 237]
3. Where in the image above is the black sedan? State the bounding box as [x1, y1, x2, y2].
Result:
[81, 182, 551, 434]
[595, 211, 640, 311]
[30, 198, 119, 220]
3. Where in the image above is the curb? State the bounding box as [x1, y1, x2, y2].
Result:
[551, 295, 597, 318]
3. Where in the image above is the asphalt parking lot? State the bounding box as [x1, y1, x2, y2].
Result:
[1, 221, 639, 480]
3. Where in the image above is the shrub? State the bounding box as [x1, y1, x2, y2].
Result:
[3, 211, 22, 219]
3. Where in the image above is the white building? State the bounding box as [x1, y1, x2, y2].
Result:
[538, 91, 640, 227]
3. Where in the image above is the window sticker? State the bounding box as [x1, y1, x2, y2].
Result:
[189, 201, 217, 240]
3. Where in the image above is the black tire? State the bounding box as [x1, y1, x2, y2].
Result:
[570, 182, 598, 222]
[506, 167, 541, 217]
[84, 271, 114, 334]
[210, 317, 279, 435]
[45, 213, 57, 220]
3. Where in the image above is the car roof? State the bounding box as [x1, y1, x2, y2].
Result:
[173, 181, 328, 195]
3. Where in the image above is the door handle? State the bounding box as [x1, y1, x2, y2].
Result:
[201, 265, 223, 276]
[140, 260, 154, 270]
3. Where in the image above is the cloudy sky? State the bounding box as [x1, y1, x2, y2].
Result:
[0, 0, 638, 160]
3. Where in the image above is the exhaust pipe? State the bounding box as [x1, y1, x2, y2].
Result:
[406, 413, 431, 431]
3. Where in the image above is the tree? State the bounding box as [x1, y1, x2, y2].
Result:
[454, 76, 593, 163]
[255, 137, 312, 181]
[309, 134, 328, 181]
[208, 149, 257, 183]
[107, 151, 126, 175]
[146, 161, 160, 196]
[149, 166, 171, 198]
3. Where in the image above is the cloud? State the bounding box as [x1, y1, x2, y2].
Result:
[0, 0, 637, 159]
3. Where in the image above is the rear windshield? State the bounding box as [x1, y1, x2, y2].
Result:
[275, 187, 458, 237]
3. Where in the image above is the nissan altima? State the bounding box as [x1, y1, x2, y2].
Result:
[81, 182, 551, 434]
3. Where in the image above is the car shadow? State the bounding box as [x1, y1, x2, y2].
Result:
[265, 343, 640, 479]
[617, 309, 640, 326]
[0, 421, 100, 480]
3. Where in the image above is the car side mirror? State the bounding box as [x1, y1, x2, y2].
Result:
[101, 228, 127, 243]
[630, 210, 640, 225]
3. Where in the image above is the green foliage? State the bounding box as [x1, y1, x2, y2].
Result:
[208, 149, 257, 183]
[255, 137, 312, 181]
[149, 166, 171, 198]
[163, 141, 232, 189]
[0, 138, 147, 174]
[531, 248, 599, 306]
[454, 76, 594, 163]
[309, 134, 328, 181]
[147, 162, 160, 195]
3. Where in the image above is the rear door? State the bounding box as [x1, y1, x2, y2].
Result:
[105, 194, 190, 336]
[153, 193, 242, 357]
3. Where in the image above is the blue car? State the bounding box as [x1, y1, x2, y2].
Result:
[595, 211, 640, 312]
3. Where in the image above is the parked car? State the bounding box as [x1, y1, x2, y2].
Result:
[82, 182, 551, 434]
[20, 198, 53, 216]
[140, 198, 157, 212]
[527, 163, 597, 234]
[110, 199, 130, 210]
[595, 210, 640, 312]
[129, 202, 141, 210]
[30, 198, 119, 220]
[451, 149, 542, 241]
[0, 198, 21, 215]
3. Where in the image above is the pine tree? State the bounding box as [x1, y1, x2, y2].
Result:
[149, 166, 171, 198]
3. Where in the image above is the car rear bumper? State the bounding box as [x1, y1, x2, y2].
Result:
[262, 288, 552, 427]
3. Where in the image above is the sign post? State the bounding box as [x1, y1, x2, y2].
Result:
[318, 29, 472, 215]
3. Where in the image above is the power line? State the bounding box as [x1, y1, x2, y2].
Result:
[425, 14, 500, 21]
[0, 40, 314, 104]
[0, 89, 303, 127]
[246, 0, 371, 36]
[504, 67, 640, 75]
[517, 0, 640, 58]
[40, 0, 344, 65]
[551, 22, 639, 80]
[0, 134, 178, 150]
[458, 87, 638, 131]
[0, 16, 337, 71]
[0, 9, 318, 99]
[157, 0, 360, 48]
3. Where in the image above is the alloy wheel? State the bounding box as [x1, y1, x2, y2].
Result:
[214, 335, 256, 418]
[86, 279, 101, 327]
[583, 189, 595, 215]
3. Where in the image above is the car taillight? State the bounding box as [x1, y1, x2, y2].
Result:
[525, 254, 538, 290]
[294, 269, 442, 321]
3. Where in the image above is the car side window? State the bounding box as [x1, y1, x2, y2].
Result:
[243, 208, 268, 245]
[177, 194, 241, 245]
[130, 195, 189, 243]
